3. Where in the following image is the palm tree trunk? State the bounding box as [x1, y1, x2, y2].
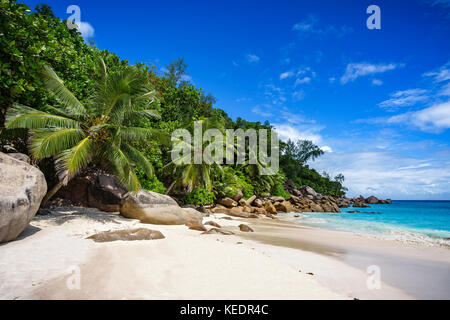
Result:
[41, 181, 64, 207]
[165, 180, 176, 195]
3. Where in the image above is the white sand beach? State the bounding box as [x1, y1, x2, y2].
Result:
[0, 208, 448, 300]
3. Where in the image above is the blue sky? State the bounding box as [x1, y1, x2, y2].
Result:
[23, 0, 450, 199]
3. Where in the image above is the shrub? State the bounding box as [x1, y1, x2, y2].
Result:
[271, 182, 290, 199]
[136, 169, 167, 194]
[183, 187, 216, 206]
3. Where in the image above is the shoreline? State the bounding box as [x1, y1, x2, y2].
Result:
[0, 207, 449, 300]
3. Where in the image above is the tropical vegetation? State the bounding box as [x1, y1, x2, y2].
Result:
[0, 0, 347, 204]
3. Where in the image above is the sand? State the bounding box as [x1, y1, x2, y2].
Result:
[0, 207, 448, 300]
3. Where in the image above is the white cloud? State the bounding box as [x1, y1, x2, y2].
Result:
[312, 151, 450, 199]
[246, 54, 260, 64]
[76, 21, 95, 39]
[264, 84, 286, 104]
[236, 97, 252, 103]
[429, 0, 450, 8]
[321, 146, 333, 153]
[292, 15, 318, 32]
[292, 15, 351, 37]
[378, 89, 429, 111]
[439, 82, 450, 96]
[251, 105, 273, 118]
[273, 123, 323, 144]
[340, 62, 403, 84]
[292, 90, 305, 101]
[280, 71, 294, 80]
[387, 101, 450, 133]
[372, 79, 383, 86]
[423, 61, 450, 82]
[294, 77, 311, 86]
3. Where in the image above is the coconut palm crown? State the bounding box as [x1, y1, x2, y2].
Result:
[5, 59, 163, 203]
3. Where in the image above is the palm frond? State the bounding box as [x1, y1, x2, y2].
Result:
[100, 146, 141, 192]
[118, 127, 168, 143]
[55, 137, 94, 176]
[30, 128, 86, 159]
[121, 143, 154, 177]
[123, 109, 161, 122]
[6, 104, 80, 129]
[41, 65, 87, 117]
[96, 56, 107, 85]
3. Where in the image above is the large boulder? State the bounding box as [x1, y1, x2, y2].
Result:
[0, 152, 47, 243]
[275, 201, 294, 213]
[264, 201, 277, 214]
[6, 152, 30, 164]
[120, 190, 202, 225]
[253, 198, 263, 207]
[246, 195, 257, 206]
[219, 197, 238, 208]
[232, 189, 244, 202]
[300, 186, 318, 198]
[53, 172, 128, 212]
[270, 196, 285, 203]
[366, 196, 379, 204]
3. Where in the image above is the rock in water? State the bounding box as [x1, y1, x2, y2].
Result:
[365, 196, 379, 204]
[120, 190, 202, 225]
[87, 228, 165, 242]
[0, 152, 47, 243]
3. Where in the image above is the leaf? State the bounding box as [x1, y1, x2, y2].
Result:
[30, 128, 86, 159]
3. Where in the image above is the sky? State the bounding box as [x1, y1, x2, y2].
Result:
[22, 0, 450, 200]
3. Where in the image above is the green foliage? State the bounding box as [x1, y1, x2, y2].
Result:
[182, 187, 216, 206]
[5, 59, 163, 193]
[1, 1, 347, 205]
[271, 182, 290, 199]
[136, 169, 167, 194]
[279, 138, 347, 197]
[214, 167, 254, 199]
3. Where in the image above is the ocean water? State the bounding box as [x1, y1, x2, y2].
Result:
[289, 201, 450, 247]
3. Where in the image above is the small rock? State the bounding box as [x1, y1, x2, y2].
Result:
[232, 189, 244, 202]
[205, 221, 221, 228]
[239, 224, 254, 232]
[202, 228, 234, 235]
[246, 195, 257, 206]
[187, 221, 208, 232]
[219, 197, 238, 208]
[87, 228, 165, 242]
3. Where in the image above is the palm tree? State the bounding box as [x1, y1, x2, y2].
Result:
[165, 117, 225, 194]
[6, 59, 163, 205]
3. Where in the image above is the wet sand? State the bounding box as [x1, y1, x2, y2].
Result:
[238, 216, 450, 299]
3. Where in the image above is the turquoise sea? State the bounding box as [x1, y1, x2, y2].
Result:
[291, 201, 450, 246]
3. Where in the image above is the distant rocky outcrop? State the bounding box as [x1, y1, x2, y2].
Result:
[0, 152, 47, 243]
[209, 180, 392, 217]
